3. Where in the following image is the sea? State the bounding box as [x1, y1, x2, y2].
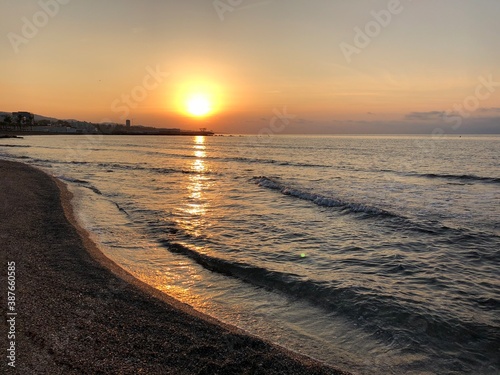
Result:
[1, 134, 499, 374]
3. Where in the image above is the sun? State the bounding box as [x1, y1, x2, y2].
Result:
[186, 94, 212, 117]
[170, 78, 224, 118]
[171, 78, 224, 118]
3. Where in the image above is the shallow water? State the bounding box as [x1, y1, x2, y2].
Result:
[2, 134, 499, 374]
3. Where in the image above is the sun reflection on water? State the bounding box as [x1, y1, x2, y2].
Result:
[131, 261, 212, 311]
[179, 136, 210, 235]
[141, 136, 213, 310]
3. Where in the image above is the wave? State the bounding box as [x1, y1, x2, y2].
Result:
[250, 176, 500, 240]
[114, 202, 129, 216]
[45, 159, 215, 176]
[139, 149, 330, 168]
[378, 168, 500, 185]
[228, 157, 329, 168]
[416, 172, 500, 184]
[6, 154, 217, 176]
[370, 168, 500, 185]
[57, 176, 90, 184]
[0, 144, 31, 148]
[252, 176, 400, 219]
[82, 160, 216, 176]
[95, 162, 216, 176]
[0, 152, 216, 176]
[0, 154, 30, 159]
[3, 147, 327, 172]
[85, 185, 103, 195]
[57, 175, 103, 195]
[158, 239, 498, 361]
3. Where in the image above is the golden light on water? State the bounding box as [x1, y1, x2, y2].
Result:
[179, 136, 209, 234]
[192, 136, 206, 174]
[132, 264, 210, 311]
[186, 178, 205, 217]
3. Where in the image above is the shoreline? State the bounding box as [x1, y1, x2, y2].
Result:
[0, 131, 214, 137]
[0, 159, 350, 374]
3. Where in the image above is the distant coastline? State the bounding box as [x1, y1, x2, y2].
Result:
[0, 129, 215, 136]
[0, 111, 215, 136]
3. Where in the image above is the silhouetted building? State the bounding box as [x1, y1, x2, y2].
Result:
[126, 119, 131, 128]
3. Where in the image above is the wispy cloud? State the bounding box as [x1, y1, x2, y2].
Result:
[476, 107, 500, 113]
[404, 111, 445, 121]
[405, 108, 500, 122]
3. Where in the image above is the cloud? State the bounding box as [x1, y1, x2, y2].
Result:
[404, 108, 500, 123]
[323, 117, 500, 134]
[476, 107, 500, 113]
[404, 111, 445, 121]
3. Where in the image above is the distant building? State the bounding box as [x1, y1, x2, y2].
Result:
[68, 120, 99, 134]
[126, 119, 131, 128]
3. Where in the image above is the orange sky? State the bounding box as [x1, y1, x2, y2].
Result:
[1, 1, 499, 133]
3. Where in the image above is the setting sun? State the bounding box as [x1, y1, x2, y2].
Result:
[186, 94, 211, 117]
[170, 77, 225, 120]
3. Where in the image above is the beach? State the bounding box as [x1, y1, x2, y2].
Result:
[0, 159, 348, 375]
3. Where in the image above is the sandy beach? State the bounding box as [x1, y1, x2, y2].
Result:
[0, 160, 349, 375]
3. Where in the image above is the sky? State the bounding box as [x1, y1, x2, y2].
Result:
[1, 0, 500, 134]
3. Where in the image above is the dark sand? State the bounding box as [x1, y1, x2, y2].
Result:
[0, 160, 350, 374]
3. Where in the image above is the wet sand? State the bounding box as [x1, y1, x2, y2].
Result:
[0, 160, 350, 374]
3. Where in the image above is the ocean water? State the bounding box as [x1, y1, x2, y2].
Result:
[1, 134, 499, 374]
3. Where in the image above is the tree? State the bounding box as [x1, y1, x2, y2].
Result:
[15, 113, 23, 129]
[14, 112, 35, 130]
[1, 115, 11, 130]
